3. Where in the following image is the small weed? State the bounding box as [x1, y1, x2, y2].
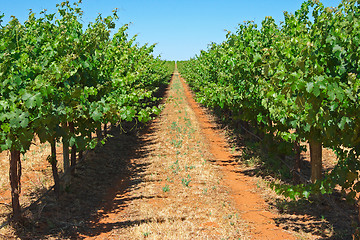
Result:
[181, 175, 191, 187]
[171, 121, 177, 130]
[203, 188, 208, 194]
[171, 139, 183, 148]
[166, 177, 173, 183]
[182, 128, 187, 134]
[143, 232, 151, 237]
[184, 117, 192, 128]
[162, 184, 170, 192]
[170, 160, 180, 174]
[231, 146, 236, 154]
[185, 165, 195, 171]
[184, 165, 194, 171]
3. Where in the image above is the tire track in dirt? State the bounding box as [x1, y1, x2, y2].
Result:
[178, 71, 295, 240]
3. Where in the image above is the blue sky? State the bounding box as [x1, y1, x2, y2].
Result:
[1, 0, 342, 60]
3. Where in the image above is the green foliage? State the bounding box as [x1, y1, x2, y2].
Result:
[163, 60, 176, 75]
[176, 60, 189, 73]
[0, 1, 170, 155]
[178, 0, 360, 200]
[181, 174, 191, 187]
[162, 184, 170, 192]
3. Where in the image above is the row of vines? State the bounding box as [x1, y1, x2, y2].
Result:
[0, 1, 171, 220]
[178, 0, 360, 200]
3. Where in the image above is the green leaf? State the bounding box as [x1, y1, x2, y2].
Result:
[338, 116, 350, 130]
[328, 89, 336, 101]
[306, 82, 314, 93]
[303, 191, 310, 199]
[1, 123, 10, 132]
[254, 53, 261, 63]
[9, 111, 29, 129]
[69, 136, 76, 147]
[304, 123, 311, 132]
[332, 45, 342, 53]
[24, 93, 43, 109]
[91, 109, 102, 121]
[313, 84, 320, 97]
[19, 113, 29, 128]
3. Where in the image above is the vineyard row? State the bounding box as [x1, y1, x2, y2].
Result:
[178, 0, 360, 200]
[0, 1, 172, 220]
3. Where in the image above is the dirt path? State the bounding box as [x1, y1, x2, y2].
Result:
[74, 70, 295, 239]
[179, 72, 295, 240]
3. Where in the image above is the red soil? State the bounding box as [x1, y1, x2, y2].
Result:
[179, 72, 295, 239]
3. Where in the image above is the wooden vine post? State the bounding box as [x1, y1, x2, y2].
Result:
[309, 138, 322, 183]
[50, 139, 60, 198]
[62, 122, 70, 186]
[9, 150, 21, 220]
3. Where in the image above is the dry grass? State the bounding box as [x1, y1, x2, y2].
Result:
[97, 74, 250, 239]
[0, 140, 65, 194]
[0, 138, 65, 237]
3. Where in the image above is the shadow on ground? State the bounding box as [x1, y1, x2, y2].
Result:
[6, 76, 172, 240]
[10, 123, 156, 239]
[196, 104, 359, 240]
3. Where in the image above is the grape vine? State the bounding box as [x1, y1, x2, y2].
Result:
[179, 0, 360, 201]
[0, 1, 171, 220]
